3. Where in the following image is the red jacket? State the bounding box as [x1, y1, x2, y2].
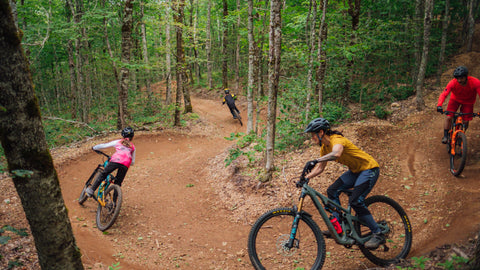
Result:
[437, 76, 480, 106]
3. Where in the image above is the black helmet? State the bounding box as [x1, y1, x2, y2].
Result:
[224, 88, 230, 94]
[121, 127, 134, 139]
[304, 118, 330, 133]
[453, 66, 468, 78]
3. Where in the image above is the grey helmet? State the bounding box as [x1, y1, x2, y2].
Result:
[453, 66, 468, 78]
[304, 118, 330, 133]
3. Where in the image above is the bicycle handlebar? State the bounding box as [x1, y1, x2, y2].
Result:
[440, 110, 479, 117]
[93, 149, 111, 160]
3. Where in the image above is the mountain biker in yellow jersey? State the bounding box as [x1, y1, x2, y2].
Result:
[222, 88, 241, 119]
[437, 66, 480, 144]
[301, 118, 384, 249]
[86, 127, 136, 197]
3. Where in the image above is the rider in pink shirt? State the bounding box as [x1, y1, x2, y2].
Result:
[437, 66, 480, 144]
[86, 127, 136, 197]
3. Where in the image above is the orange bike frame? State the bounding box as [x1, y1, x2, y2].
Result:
[450, 117, 465, 156]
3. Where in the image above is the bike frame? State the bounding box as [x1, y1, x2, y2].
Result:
[92, 151, 115, 207]
[445, 111, 472, 155]
[288, 182, 388, 248]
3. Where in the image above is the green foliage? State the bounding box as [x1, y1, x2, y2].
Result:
[224, 132, 265, 167]
[374, 105, 391, 119]
[108, 262, 122, 270]
[0, 225, 29, 245]
[436, 256, 469, 269]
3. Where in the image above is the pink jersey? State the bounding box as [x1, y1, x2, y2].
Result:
[93, 139, 136, 168]
[437, 76, 480, 106]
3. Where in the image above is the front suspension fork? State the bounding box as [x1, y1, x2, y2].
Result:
[286, 196, 306, 248]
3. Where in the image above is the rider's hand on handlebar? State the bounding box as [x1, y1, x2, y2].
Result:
[296, 177, 308, 188]
[437, 106, 443, 113]
[303, 160, 319, 174]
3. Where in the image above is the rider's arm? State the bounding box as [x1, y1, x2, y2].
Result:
[306, 144, 344, 179]
[131, 149, 136, 166]
[437, 82, 453, 107]
[92, 139, 120, 150]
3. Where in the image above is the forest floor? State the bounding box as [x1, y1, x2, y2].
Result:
[3, 54, 480, 269]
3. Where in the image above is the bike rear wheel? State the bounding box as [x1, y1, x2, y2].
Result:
[450, 132, 467, 176]
[247, 208, 326, 270]
[96, 184, 122, 231]
[356, 195, 412, 266]
[78, 169, 102, 205]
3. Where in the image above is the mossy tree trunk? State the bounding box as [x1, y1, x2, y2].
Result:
[0, 2, 84, 269]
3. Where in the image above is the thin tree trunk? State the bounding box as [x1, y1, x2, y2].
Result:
[412, 0, 423, 85]
[415, 0, 433, 111]
[102, 0, 121, 98]
[264, 0, 282, 181]
[65, 0, 77, 119]
[305, 0, 317, 121]
[436, 0, 449, 86]
[466, 0, 475, 52]
[173, 0, 186, 125]
[316, 0, 328, 113]
[0, 4, 84, 268]
[247, 0, 255, 133]
[235, 0, 241, 92]
[140, 0, 152, 97]
[222, 0, 228, 89]
[165, 2, 172, 104]
[118, 0, 134, 129]
[206, 0, 213, 89]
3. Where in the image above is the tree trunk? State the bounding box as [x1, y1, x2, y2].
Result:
[165, 2, 172, 104]
[173, 0, 186, 125]
[466, 0, 475, 52]
[235, 0, 241, 92]
[316, 0, 328, 113]
[222, 0, 228, 89]
[247, 0, 255, 133]
[65, 0, 77, 119]
[102, 0, 121, 101]
[305, 0, 317, 121]
[118, 0, 134, 129]
[436, 0, 449, 86]
[264, 0, 282, 181]
[0, 3, 84, 268]
[206, 0, 213, 89]
[140, 0, 152, 97]
[412, 0, 423, 85]
[345, 0, 360, 104]
[415, 0, 433, 111]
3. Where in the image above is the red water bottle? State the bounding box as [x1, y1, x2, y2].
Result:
[330, 216, 343, 234]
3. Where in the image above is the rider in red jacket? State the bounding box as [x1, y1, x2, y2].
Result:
[437, 66, 480, 144]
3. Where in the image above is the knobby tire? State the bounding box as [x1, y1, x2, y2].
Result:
[233, 111, 243, 126]
[78, 169, 102, 205]
[247, 207, 326, 270]
[450, 132, 467, 176]
[356, 195, 412, 266]
[96, 184, 123, 231]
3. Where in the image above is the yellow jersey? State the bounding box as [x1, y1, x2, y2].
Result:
[320, 134, 379, 173]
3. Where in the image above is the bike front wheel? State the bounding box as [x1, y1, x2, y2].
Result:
[78, 169, 102, 205]
[450, 132, 467, 176]
[96, 184, 122, 231]
[247, 208, 326, 270]
[356, 195, 412, 266]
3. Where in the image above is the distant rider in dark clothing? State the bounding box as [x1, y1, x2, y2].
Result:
[222, 88, 240, 119]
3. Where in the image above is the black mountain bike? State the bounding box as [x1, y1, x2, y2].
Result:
[247, 171, 412, 269]
[78, 150, 123, 231]
[233, 110, 243, 126]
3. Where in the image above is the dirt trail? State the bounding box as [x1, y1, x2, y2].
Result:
[2, 75, 480, 269]
[53, 90, 480, 270]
